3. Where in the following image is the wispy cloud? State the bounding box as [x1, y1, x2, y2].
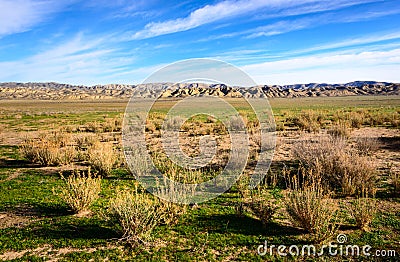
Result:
[0, 33, 137, 85]
[130, 0, 382, 40]
[0, 0, 74, 37]
[246, 18, 316, 38]
[130, 0, 319, 39]
[242, 48, 400, 84]
[285, 31, 400, 55]
[247, 6, 400, 39]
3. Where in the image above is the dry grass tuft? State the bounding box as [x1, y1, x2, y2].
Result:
[87, 142, 118, 176]
[75, 133, 99, 149]
[284, 177, 339, 243]
[293, 136, 376, 196]
[290, 111, 324, 133]
[54, 168, 101, 215]
[19, 132, 76, 166]
[347, 194, 377, 232]
[247, 188, 279, 227]
[107, 184, 163, 245]
[389, 165, 400, 194]
[354, 137, 380, 155]
[328, 122, 351, 139]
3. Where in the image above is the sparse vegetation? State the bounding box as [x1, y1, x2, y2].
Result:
[289, 110, 324, 133]
[247, 188, 279, 227]
[328, 121, 351, 138]
[1, 96, 399, 261]
[389, 166, 400, 194]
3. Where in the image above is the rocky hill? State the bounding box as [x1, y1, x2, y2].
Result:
[0, 81, 398, 100]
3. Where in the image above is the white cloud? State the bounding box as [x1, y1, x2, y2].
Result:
[241, 48, 400, 85]
[0, 0, 75, 37]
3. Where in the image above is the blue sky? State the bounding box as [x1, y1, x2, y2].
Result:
[0, 0, 399, 85]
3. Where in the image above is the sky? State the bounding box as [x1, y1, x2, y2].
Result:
[0, 0, 399, 85]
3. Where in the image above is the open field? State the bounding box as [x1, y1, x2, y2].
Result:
[0, 96, 399, 261]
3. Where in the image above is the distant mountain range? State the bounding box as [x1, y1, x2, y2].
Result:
[0, 81, 398, 100]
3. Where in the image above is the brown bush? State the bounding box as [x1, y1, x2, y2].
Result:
[354, 137, 380, 155]
[293, 136, 376, 196]
[247, 188, 279, 226]
[75, 133, 99, 149]
[328, 122, 351, 139]
[348, 111, 364, 128]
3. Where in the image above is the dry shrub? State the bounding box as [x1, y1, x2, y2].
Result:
[107, 185, 163, 245]
[389, 166, 400, 194]
[293, 136, 376, 196]
[154, 163, 196, 225]
[290, 111, 324, 133]
[229, 115, 246, 131]
[247, 188, 279, 226]
[163, 116, 184, 130]
[328, 122, 351, 139]
[284, 178, 339, 243]
[87, 142, 118, 176]
[19, 132, 76, 166]
[348, 111, 364, 128]
[336, 152, 377, 196]
[127, 147, 151, 178]
[56, 146, 77, 165]
[390, 119, 400, 128]
[103, 116, 122, 132]
[145, 121, 157, 133]
[354, 137, 380, 155]
[54, 168, 101, 214]
[156, 183, 188, 226]
[347, 194, 377, 231]
[84, 121, 102, 133]
[75, 133, 99, 149]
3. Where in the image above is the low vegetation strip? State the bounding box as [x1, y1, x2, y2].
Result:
[0, 96, 399, 261]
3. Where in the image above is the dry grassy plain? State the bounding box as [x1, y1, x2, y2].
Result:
[0, 95, 399, 261]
